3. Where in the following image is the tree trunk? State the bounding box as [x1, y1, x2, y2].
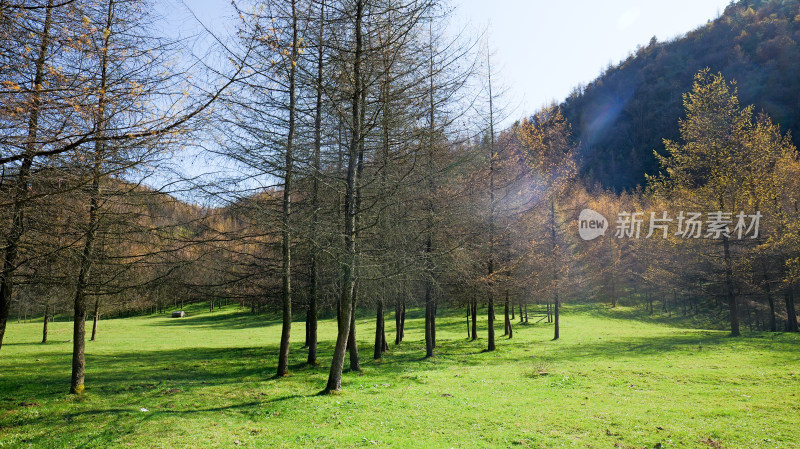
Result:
[345, 49, 368, 373]
[276, 0, 299, 379]
[42, 302, 50, 344]
[425, 282, 433, 358]
[306, 294, 318, 364]
[785, 284, 798, 332]
[431, 299, 436, 348]
[71, 0, 111, 394]
[0, 0, 53, 353]
[400, 300, 406, 340]
[348, 298, 360, 371]
[503, 296, 508, 336]
[71, 176, 100, 394]
[505, 291, 513, 339]
[307, 0, 324, 366]
[303, 311, 310, 349]
[722, 236, 740, 336]
[395, 298, 403, 345]
[487, 293, 496, 351]
[503, 290, 511, 337]
[466, 305, 471, 339]
[761, 272, 776, 332]
[374, 301, 384, 360]
[326, 276, 354, 391]
[470, 298, 477, 340]
[551, 200, 560, 341]
[553, 294, 560, 340]
[90, 298, 100, 341]
[486, 46, 496, 353]
[422, 32, 437, 358]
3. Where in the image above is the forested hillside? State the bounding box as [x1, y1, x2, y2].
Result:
[0, 172, 212, 321]
[562, 0, 800, 190]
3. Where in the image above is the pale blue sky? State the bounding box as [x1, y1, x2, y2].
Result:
[457, 0, 732, 120]
[162, 0, 732, 123]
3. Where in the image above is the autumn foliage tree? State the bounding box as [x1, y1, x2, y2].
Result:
[649, 69, 799, 335]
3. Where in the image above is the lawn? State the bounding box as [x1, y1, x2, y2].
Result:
[1, 304, 798, 448]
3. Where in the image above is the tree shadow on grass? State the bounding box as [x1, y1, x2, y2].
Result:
[0, 343, 335, 443]
[370, 326, 800, 372]
[5, 319, 795, 402]
[0, 339, 71, 346]
[569, 302, 730, 330]
[0, 342, 339, 405]
[4, 309, 799, 446]
[14, 395, 317, 449]
[23, 330, 800, 389]
[151, 308, 284, 329]
[148, 304, 509, 335]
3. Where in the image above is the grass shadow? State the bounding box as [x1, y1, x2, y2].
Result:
[151, 308, 283, 329]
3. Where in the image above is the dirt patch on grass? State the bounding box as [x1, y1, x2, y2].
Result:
[700, 437, 723, 448]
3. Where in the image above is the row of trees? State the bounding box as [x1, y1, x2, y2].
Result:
[0, 0, 240, 394]
[1, 0, 798, 396]
[0, 0, 512, 394]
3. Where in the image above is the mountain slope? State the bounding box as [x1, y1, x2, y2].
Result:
[561, 0, 800, 190]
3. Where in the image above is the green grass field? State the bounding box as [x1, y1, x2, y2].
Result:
[1, 304, 798, 448]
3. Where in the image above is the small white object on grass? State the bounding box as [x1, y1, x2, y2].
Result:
[140, 408, 149, 412]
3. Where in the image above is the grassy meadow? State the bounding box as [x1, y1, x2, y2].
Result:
[1, 304, 798, 448]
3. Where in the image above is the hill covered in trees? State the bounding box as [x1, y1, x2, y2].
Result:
[562, 0, 800, 190]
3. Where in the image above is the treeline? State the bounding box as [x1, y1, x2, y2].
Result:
[1, 0, 799, 397]
[0, 174, 214, 319]
[563, 0, 800, 190]
[0, 0, 241, 394]
[487, 69, 800, 339]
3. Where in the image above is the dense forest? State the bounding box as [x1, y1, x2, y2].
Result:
[1, 0, 799, 399]
[563, 0, 800, 190]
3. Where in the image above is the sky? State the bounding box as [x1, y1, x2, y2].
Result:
[162, 0, 733, 125]
[456, 0, 732, 121]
